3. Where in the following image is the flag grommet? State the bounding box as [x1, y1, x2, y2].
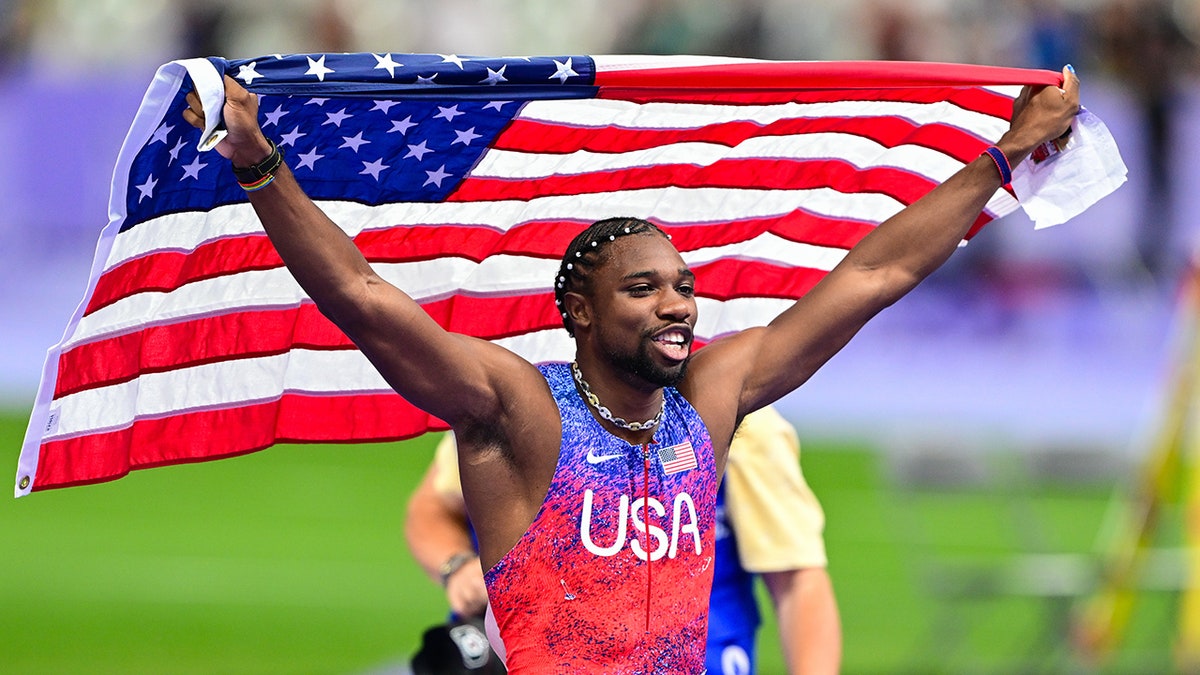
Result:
[18, 475, 30, 490]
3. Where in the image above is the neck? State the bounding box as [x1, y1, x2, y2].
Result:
[571, 361, 664, 440]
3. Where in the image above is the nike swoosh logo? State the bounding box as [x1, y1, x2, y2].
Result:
[586, 448, 623, 464]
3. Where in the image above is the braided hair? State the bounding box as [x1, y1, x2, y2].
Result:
[554, 217, 670, 336]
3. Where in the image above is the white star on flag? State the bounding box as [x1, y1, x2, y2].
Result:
[135, 175, 157, 202]
[452, 127, 482, 146]
[372, 53, 402, 77]
[296, 148, 324, 170]
[360, 158, 388, 179]
[236, 62, 263, 84]
[340, 132, 370, 152]
[480, 66, 507, 86]
[180, 156, 206, 180]
[280, 127, 306, 146]
[323, 109, 353, 127]
[306, 55, 335, 81]
[424, 165, 452, 187]
[389, 116, 417, 134]
[434, 105, 464, 122]
[404, 140, 432, 160]
[263, 105, 289, 127]
[149, 124, 172, 145]
[550, 58, 577, 84]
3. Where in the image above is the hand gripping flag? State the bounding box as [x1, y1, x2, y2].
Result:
[14, 54, 1123, 496]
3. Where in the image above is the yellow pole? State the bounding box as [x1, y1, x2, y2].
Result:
[1071, 265, 1200, 664]
[1176, 263, 1200, 668]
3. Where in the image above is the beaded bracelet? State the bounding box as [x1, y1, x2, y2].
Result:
[982, 145, 1012, 187]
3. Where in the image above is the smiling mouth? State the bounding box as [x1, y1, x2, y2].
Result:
[651, 326, 692, 361]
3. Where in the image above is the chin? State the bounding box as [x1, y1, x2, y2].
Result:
[644, 355, 690, 388]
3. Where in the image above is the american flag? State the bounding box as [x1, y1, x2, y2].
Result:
[16, 53, 1067, 496]
[658, 440, 698, 475]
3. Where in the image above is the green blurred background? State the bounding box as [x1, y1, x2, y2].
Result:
[2, 410, 1184, 674]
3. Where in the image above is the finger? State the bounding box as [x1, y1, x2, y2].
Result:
[182, 108, 204, 130]
[1060, 65, 1078, 95]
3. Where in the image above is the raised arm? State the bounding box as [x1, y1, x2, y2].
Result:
[694, 66, 1081, 417]
[183, 76, 549, 432]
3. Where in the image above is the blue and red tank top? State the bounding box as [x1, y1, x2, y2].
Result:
[484, 362, 717, 674]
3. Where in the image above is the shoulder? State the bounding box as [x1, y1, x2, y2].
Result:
[678, 328, 771, 449]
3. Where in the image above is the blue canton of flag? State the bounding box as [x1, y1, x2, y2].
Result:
[658, 440, 698, 475]
[121, 53, 594, 230]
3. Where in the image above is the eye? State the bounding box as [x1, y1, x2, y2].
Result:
[628, 284, 654, 296]
[676, 283, 695, 298]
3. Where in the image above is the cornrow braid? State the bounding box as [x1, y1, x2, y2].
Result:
[554, 217, 670, 336]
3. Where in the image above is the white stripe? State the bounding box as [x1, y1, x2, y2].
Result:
[67, 255, 560, 350]
[72, 233, 847, 348]
[46, 296, 796, 439]
[45, 349, 394, 441]
[516, 97, 1009, 137]
[683, 232, 846, 271]
[471, 134, 966, 181]
[591, 54, 762, 72]
[104, 186, 910, 270]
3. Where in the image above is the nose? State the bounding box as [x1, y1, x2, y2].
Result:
[658, 288, 693, 323]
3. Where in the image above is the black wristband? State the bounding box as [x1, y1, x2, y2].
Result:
[231, 139, 284, 185]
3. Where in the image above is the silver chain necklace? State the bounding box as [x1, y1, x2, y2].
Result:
[571, 361, 664, 432]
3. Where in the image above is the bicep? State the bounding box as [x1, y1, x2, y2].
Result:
[738, 263, 898, 412]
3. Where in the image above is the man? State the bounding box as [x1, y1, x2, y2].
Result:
[406, 406, 840, 674]
[184, 66, 1078, 673]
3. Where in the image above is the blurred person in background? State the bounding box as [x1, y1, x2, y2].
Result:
[1091, 0, 1195, 282]
[406, 406, 842, 675]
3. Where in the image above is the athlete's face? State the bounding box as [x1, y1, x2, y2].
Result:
[586, 233, 697, 388]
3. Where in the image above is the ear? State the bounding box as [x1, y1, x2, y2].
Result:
[563, 291, 592, 333]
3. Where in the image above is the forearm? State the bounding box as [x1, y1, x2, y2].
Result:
[840, 152, 1002, 295]
[844, 81, 1075, 294]
[243, 161, 383, 325]
[764, 568, 842, 675]
[405, 486, 477, 583]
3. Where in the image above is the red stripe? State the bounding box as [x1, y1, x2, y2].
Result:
[596, 85, 1017, 120]
[32, 392, 449, 492]
[496, 116, 992, 161]
[451, 158, 941, 203]
[88, 235, 282, 315]
[595, 60, 1060, 91]
[55, 258, 837, 398]
[85, 212, 880, 313]
[56, 295, 561, 398]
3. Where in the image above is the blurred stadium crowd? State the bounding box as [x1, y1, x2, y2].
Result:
[2, 0, 1198, 279]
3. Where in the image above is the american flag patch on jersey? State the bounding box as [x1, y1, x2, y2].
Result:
[658, 440, 698, 475]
